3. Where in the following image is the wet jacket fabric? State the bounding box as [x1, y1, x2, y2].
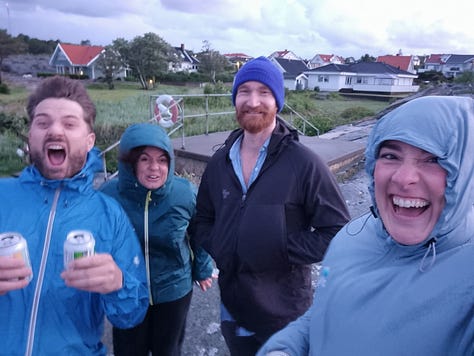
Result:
[0, 147, 148, 355]
[101, 123, 213, 304]
[193, 118, 350, 339]
[258, 96, 474, 356]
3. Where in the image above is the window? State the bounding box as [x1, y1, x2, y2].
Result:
[318, 75, 329, 83]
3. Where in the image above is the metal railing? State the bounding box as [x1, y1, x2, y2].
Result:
[99, 93, 318, 181]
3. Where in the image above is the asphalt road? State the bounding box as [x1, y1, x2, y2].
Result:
[103, 166, 372, 356]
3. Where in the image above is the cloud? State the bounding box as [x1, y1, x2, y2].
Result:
[2, 0, 473, 59]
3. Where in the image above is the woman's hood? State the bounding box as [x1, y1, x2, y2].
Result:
[117, 123, 174, 196]
[365, 95, 474, 242]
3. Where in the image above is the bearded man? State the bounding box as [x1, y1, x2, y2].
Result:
[192, 56, 350, 356]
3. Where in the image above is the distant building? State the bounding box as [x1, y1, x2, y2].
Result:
[49, 43, 105, 79]
[223, 53, 253, 70]
[308, 54, 345, 69]
[376, 55, 416, 74]
[268, 49, 302, 61]
[169, 44, 200, 73]
[271, 57, 309, 90]
[305, 62, 419, 94]
[441, 54, 474, 78]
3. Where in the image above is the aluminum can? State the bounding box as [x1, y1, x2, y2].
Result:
[64, 230, 95, 268]
[0, 232, 32, 281]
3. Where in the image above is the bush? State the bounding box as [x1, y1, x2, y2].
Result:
[340, 106, 374, 120]
[454, 71, 474, 85]
[0, 112, 28, 138]
[0, 131, 27, 176]
[0, 83, 10, 94]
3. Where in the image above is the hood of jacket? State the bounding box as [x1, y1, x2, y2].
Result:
[19, 146, 103, 194]
[117, 123, 174, 200]
[364, 95, 474, 249]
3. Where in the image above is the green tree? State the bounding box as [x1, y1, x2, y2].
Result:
[126, 33, 176, 90]
[359, 53, 376, 62]
[96, 45, 125, 89]
[196, 40, 229, 83]
[0, 29, 27, 83]
[16, 34, 58, 54]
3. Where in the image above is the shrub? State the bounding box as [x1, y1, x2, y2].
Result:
[0, 83, 10, 94]
[340, 106, 374, 121]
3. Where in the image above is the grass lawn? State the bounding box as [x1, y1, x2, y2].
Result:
[1, 79, 393, 176]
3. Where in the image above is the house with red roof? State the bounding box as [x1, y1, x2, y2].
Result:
[420, 54, 447, 72]
[308, 54, 345, 69]
[376, 55, 416, 74]
[223, 52, 253, 70]
[49, 43, 106, 79]
[268, 49, 302, 61]
[418, 53, 474, 77]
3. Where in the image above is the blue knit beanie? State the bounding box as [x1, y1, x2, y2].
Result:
[232, 56, 285, 112]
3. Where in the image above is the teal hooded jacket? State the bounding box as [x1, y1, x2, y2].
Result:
[101, 123, 213, 304]
[258, 96, 474, 355]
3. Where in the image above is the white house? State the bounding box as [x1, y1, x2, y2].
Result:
[168, 44, 199, 73]
[271, 57, 309, 90]
[440, 54, 474, 78]
[308, 54, 345, 69]
[268, 49, 302, 61]
[305, 62, 419, 94]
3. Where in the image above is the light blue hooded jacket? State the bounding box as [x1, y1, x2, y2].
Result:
[101, 123, 213, 305]
[258, 96, 474, 355]
[0, 147, 148, 355]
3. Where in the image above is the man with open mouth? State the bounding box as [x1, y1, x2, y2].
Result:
[0, 76, 148, 355]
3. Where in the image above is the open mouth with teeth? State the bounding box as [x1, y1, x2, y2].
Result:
[392, 196, 429, 216]
[47, 145, 66, 166]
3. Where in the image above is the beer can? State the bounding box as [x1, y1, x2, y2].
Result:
[64, 230, 95, 269]
[0, 232, 32, 281]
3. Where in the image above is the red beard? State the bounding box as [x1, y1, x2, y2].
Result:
[236, 105, 277, 134]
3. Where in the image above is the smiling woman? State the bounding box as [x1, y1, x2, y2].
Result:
[374, 140, 447, 245]
[100, 122, 215, 356]
[257, 95, 474, 356]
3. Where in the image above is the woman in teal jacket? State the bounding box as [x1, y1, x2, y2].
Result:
[258, 96, 474, 355]
[101, 123, 214, 356]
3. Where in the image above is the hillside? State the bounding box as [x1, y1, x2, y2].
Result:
[2, 54, 54, 77]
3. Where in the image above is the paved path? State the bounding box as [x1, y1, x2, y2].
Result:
[171, 119, 375, 177]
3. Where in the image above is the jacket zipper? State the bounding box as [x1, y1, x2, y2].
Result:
[144, 190, 153, 305]
[25, 186, 61, 356]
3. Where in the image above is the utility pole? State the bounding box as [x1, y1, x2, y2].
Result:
[5, 2, 11, 34]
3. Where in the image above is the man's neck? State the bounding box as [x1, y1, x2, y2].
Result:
[241, 120, 276, 151]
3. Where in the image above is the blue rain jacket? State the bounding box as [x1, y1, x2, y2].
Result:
[258, 96, 474, 356]
[0, 147, 148, 355]
[101, 123, 213, 304]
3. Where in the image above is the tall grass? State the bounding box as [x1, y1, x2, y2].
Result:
[1, 80, 392, 176]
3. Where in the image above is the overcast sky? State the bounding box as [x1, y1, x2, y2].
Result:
[2, 0, 473, 60]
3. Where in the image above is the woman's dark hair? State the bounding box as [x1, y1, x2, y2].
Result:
[120, 146, 170, 173]
[120, 146, 147, 171]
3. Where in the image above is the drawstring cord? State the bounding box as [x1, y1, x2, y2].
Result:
[419, 238, 437, 272]
[144, 191, 153, 305]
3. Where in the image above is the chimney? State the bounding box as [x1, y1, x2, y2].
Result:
[181, 44, 184, 50]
